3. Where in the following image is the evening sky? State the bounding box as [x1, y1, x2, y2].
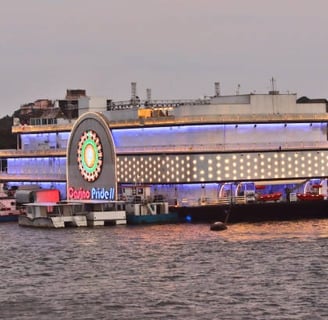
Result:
[0, 0, 327, 117]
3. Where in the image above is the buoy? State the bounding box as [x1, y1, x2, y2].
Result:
[210, 221, 227, 231]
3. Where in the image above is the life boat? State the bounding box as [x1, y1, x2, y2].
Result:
[258, 192, 282, 202]
[296, 193, 324, 201]
[255, 185, 266, 190]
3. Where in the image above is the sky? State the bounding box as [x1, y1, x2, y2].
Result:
[1, 0, 328, 117]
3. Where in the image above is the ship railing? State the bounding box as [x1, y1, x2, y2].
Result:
[0, 148, 67, 157]
[107, 113, 328, 131]
[116, 141, 328, 154]
[108, 98, 211, 110]
[0, 172, 66, 181]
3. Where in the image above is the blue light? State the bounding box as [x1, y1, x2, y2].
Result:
[112, 122, 323, 148]
[185, 215, 192, 222]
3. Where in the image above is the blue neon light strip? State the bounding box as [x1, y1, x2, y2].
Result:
[112, 123, 323, 147]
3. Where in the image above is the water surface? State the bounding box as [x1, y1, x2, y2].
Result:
[0, 220, 327, 319]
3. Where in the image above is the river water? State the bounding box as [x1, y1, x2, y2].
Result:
[0, 219, 327, 320]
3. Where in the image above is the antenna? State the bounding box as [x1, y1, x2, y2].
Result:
[236, 84, 240, 95]
[271, 77, 275, 91]
[214, 82, 220, 97]
[269, 77, 279, 95]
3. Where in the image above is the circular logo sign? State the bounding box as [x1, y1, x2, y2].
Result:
[77, 130, 103, 181]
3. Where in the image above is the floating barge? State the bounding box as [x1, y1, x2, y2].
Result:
[1, 83, 328, 224]
[171, 199, 328, 223]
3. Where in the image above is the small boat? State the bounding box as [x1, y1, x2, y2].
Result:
[120, 185, 180, 225]
[18, 202, 88, 228]
[82, 200, 127, 226]
[125, 200, 179, 224]
[0, 187, 21, 222]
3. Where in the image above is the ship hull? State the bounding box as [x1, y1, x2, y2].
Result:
[126, 212, 180, 225]
[171, 200, 328, 223]
[0, 215, 19, 222]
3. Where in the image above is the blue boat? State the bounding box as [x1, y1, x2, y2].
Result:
[122, 185, 180, 225]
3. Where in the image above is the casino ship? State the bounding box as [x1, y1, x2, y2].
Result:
[1, 82, 328, 223]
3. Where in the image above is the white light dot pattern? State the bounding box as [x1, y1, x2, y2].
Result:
[116, 150, 328, 183]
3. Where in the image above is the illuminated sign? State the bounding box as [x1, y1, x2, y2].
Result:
[77, 130, 103, 182]
[68, 187, 115, 200]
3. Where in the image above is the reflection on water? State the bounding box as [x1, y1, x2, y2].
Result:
[0, 219, 327, 320]
[219, 220, 328, 242]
